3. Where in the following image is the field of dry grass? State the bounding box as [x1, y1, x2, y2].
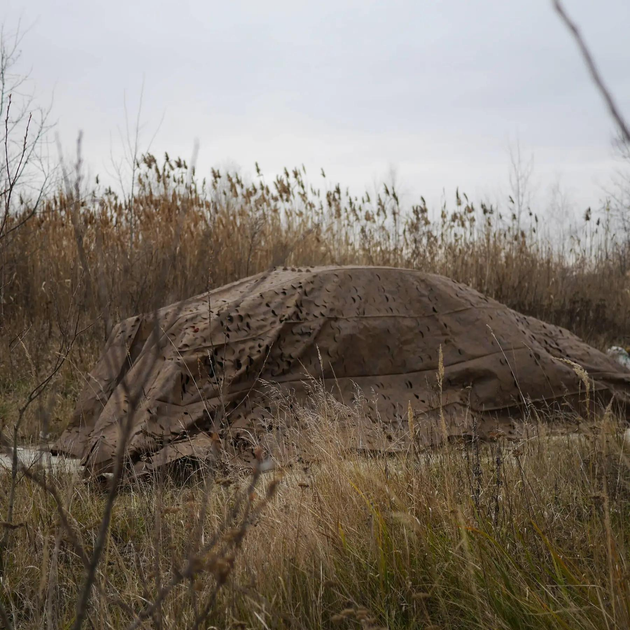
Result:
[3, 155, 630, 351]
[1, 156, 630, 628]
[3, 393, 630, 629]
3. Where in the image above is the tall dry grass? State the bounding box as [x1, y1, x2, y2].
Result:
[2, 388, 629, 629]
[2, 153, 629, 354]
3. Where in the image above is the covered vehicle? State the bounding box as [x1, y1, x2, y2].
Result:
[55, 266, 630, 473]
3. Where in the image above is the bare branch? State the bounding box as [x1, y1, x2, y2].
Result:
[553, 0, 630, 145]
[71, 141, 202, 629]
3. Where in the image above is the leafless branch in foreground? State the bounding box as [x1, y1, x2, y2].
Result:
[553, 0, 630, 146]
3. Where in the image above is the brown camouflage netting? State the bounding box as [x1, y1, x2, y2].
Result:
[55, 266, 630, 474]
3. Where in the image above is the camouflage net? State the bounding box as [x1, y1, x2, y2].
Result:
[56, 266, 630, 473]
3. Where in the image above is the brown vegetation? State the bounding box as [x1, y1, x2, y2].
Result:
[3, 389, 630, 629]
[1, 155, 629, 628]
[3, 154, 630, 364]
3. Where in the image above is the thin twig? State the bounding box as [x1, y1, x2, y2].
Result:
[71, 141, 202, 629]
[553, 0, 630, 145]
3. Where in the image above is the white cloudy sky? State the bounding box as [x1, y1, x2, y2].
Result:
[3, 0, 630, 217]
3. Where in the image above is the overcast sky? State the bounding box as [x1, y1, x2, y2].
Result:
[3, 0, 630, 218]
